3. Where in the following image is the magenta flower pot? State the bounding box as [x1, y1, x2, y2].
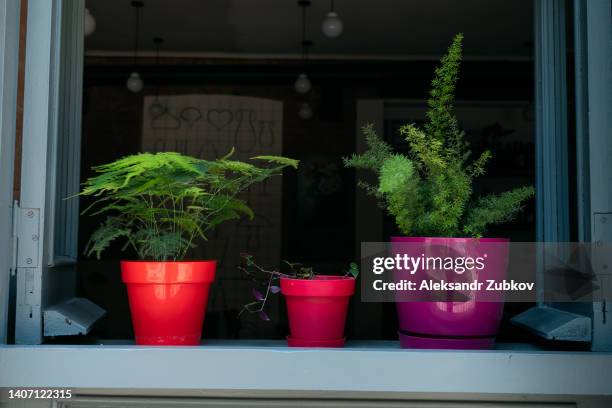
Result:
[391, 236, 509, 349]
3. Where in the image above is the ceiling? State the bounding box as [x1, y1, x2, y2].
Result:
[85, 0, 534, 59]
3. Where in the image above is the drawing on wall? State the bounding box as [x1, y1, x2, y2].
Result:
[141, 94, 284, 313]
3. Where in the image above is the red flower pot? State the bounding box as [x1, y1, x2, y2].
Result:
[280, 275, 355, 347]
[121, 260, 216, 345]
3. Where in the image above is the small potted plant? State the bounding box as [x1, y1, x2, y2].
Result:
[81, 150, 298, 345]
[344, 33, 534, 349]
[239, 254, 359, 347]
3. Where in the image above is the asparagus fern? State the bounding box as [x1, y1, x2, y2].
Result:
[344, 34, 534, 237]
[81, 150, 298, 261]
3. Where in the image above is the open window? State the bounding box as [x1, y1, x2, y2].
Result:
[4, 0, 612, 354]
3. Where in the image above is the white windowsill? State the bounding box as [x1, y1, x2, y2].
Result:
[1, 340, 611, 397]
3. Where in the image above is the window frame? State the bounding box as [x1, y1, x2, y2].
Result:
[0, 0, 21, 344]
[5, 0, 612, 351]
[1, 341, 612, 399]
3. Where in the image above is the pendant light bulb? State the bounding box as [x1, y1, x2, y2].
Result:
[126, 1, 144, 93]
[295, 73, 312, 94]
[298, 103, 313, 120]
[84, 8, 96, 36]
[126, 72, 144, 93]
[322, 11, 343, 38]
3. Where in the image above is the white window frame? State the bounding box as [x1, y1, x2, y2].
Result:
[0, 0, 611, 403]
[14, 0, 63, 344]
[0, 0, 21, 344]
[13, 0, 103, 345]
[5, 0, 612, 350]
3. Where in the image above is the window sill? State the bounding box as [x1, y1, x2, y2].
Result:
[1, 340, 611, 396]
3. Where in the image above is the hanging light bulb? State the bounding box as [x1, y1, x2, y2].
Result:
[322, 0, 343, 38]
[295, 1, 313, 118]
[294, 73, 312, 94]
[84, 8, 96, 36]
[126, 72, 144, 93]
[126, 1, 144, 93]
[298, 103, 313, 120]
[322, 12, 343, 38]
[294, 2, 313, 95]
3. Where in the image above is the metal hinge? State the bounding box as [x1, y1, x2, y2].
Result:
[10, 200, 41, 275]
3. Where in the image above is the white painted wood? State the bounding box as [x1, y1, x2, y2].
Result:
[52, 0, 84, 264]
[5, 391, 608, 407]
[585, 0, 612, 352]
[534, 0, 570, 246]
[511, 0, 591, 344]
[43, 298, 105, 337]
[14, 206, 41, 268]
[1, 341, 611, 396]
[16, 0, 62, 344]
[511, 306, 591, 341]
[16, 0, 97, 343]
[573, 0, 590, 243]
[52, 396, 579, 408]
[0, 0, 21, 343]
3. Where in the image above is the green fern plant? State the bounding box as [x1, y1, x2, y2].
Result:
[344, 33, 534, 237]
[81, 150, 298, 261]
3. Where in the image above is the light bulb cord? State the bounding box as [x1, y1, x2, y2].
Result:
[304, 44, 310, 69]
[301, 5, 306, 65]
[330, 0, 335, 12]
[133, 5, 141, 69]
[299, 1, 311, 70]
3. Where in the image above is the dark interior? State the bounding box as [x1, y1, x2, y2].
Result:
[69, 0, 551, 344]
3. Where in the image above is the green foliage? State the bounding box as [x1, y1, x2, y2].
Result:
[348, 262, 360, 278]
[282, 260, 315, 279]
[344, 34, 534, 238]
[81, 151, 298, 261]
[425, 33, 465, 158]
[342, 123, 393, 173]
[378, 155, 419, 234]
[463, 186, 535, 237]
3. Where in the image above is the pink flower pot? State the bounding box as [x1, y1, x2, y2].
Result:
[391, 237, 509, 349]
[281, 275, 355, 347]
